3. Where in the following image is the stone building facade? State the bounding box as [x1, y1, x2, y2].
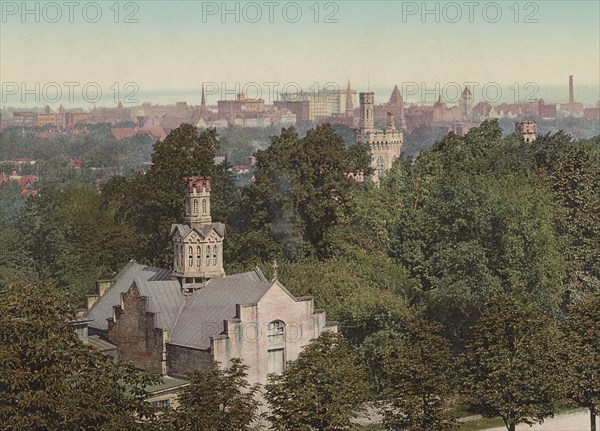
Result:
[82, 176, 337, 390]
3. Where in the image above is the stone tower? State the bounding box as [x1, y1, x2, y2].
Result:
[460, 86, 473, 120]
[184, 176, 212, 228]
[359, 92, 375, 130]
[355, 92, 403, 183]
[171, 176, 225, 294]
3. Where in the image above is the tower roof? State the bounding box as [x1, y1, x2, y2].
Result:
[345, 80, 353, 111]
[462, 86, 472, 96]
[200, 84, 207, 112]
[390, 85, 403, 105]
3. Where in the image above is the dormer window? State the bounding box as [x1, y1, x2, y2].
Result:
[206, 246, 211, 266]
[213, 245, 218, 265]
[188, 246, 193, 268]
[196, 246, 201, 267]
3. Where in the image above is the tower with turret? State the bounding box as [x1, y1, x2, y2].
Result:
[355, 92, 403, 183]
[170, 176, 225, 294]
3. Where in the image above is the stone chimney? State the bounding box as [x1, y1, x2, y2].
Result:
[569, 75, 574, 104]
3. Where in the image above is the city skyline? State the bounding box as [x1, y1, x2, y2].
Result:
[1, 0, 599, 108]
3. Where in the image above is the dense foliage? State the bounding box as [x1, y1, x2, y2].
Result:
[265, 331, 370, 430]
[1, 119, 599, 429]
[172, 359, 261, 431]
[0, 282, 161, 431]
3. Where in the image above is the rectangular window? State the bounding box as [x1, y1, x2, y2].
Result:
[268, 348, 285, 375]
[151, 399, 170, 409]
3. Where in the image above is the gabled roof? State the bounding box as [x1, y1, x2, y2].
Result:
[169, 275, 273, 349]
[132, 278, 185, 329]
[170, 223, 226, 240]
[85, 261, 174, 330]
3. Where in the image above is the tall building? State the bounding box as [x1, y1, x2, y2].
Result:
[459, 86, 473, 120]
[355, 92, 403, 183]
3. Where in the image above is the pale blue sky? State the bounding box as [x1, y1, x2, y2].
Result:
[1, 1, 599, 107]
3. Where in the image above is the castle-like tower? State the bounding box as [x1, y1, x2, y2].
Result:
[355, 92, 403, 183]
[170, 176, 225, 294]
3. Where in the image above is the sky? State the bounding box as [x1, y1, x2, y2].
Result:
[1, 0, 599, 108]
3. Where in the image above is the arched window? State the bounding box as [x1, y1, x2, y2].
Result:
[376, 155, 385, 179]
[188, 246, 193, 268]
[196, 246, 201, 267]
[202, 199, 207, 214]
[267, 320, 286, 375]
[206, 246, 211, 266]
[268, 320, 285, 344]
[193, 199, 198, 214]
[213, 245, 218, 265]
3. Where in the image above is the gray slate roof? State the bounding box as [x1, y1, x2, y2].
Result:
[169, 276, 272, 349]
[133, 278, 184, 329]
[85, 261, 175, 330]
[86, 261, 275, 350]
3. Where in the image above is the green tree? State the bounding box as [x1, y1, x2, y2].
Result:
[232, 125, 371, 262]
[564, 292, 600, 431]
[379, 318, 458, 431]
[172, 359, 261, 431]
[551, 144, 600, 301]
[265, 332, 370, 430]
[0, 281, 161, 431]
[462, 290, 565, 431]
[15, 182, 137, 302]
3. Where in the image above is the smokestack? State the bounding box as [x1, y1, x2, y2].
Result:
[569, 75, 574, 104]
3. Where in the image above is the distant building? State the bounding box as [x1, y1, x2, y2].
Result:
[537, 99, 557, 120]
[583, 103, 600, 121]
[12, 112, 38, 127]
[515, 120, 537, 143]
[560, 75, 584, 116]
[355, 92, 403, 183]
[273, 99, 310, 123]
[217, 93, 265, 123]
[459, 86, 473, 121]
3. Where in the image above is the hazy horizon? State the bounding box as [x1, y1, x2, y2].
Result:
[2, 0, 599, 110]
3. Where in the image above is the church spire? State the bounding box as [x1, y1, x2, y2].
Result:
[200, 83, 207, 113]
[345, 80, 353, 115]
